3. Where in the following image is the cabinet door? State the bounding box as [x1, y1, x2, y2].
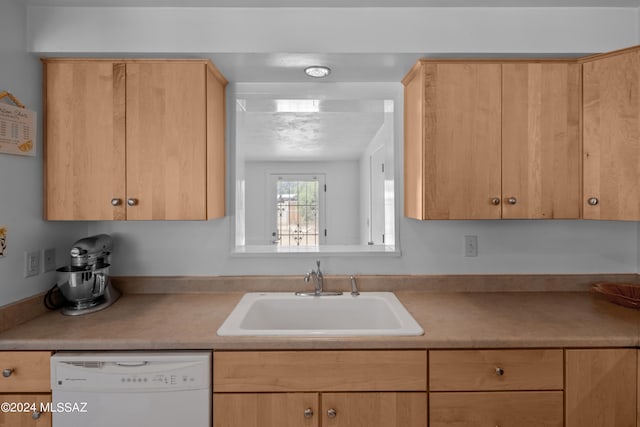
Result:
[502, 63, 581, 219]
[583, 49, 640, 220]
[566, 349, 637, 427]
[126, 62, 208, 220]
[213, 393, 318, 427]
[403, 64, 425, 220]
[322, 392, 426, 427]
[206, 65, 226, 219]
[0, 394, 51, 427]
[44, 60, 126, 220]
[422, 63, 502, 219]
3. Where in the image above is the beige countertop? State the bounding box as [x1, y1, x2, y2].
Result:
[0, 291, 638, 350]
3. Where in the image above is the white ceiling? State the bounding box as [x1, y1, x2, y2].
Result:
[24, 0, 640, 6]
[210, 53, 423, 83]
[237, 99, 388, 162]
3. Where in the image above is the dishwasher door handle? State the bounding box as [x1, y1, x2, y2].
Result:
[114, 361, 149, 367]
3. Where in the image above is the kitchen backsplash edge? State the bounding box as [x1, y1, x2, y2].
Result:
[111, 274, 639, 294]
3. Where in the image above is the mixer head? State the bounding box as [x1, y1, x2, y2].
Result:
[69, 234, 113, 269]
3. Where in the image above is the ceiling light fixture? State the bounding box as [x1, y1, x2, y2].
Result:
[304, 66, 331, 78]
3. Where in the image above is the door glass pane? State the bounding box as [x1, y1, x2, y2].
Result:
[276, 178, 319, 248]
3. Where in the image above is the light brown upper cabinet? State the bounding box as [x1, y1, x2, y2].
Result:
[43, 59, 227, 220]
[403, 60, 581, 220]
[582, 47, 640, 221]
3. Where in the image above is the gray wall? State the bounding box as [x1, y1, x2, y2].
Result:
[0, 0, 86, 306]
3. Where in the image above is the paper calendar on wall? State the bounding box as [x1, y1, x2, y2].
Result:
[0, 92, 37, 157]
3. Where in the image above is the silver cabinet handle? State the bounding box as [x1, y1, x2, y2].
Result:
[490, 197, 501, 205]
[127, 198, 139, 207]
[327, 408, 337, 418]
[304, 408, 313, 419]
[495, 367, 504, 376]
[111, 198, 123, 206]
[31, 410, 42, 420]
[2, 368, 14, 378]
[588, 197, 599, 206]
[506, 197, 517, 205]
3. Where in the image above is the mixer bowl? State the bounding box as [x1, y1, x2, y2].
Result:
[56, 265, 110, 303]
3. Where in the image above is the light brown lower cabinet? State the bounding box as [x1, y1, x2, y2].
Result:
[213, 393, 318, 427]
[0, 394, 51, 427]
[213, 350, 428, 427]
[430, 391, 563, 427]
[0, 352, 52, 427]
[322, 392, 426, 427]
[566, 348, 637, 427]
[213, 392, 427, 427]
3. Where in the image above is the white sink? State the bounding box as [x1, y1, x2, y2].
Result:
[217, 292, 424, 336]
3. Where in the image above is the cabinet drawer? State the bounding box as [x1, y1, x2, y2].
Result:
[429, 349, 563, 391]
[0, 393, 52, 426]
[213, 350, 427, 392]
[0, 352, 51, 392]
[213, 393, 318, 427]
[430, 391, 563, 427]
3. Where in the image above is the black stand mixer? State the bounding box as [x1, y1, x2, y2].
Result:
[53, 234, 120, 315]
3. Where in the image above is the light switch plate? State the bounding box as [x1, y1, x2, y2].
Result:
[464, 235, 478, 257]
[24, 251, 40, 277]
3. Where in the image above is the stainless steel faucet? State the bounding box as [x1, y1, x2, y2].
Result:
[304, 259, 324, 295]
[296, 259, 342, 297]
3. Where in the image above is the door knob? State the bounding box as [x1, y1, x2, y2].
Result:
[127, 198, 139, 207]
[587, 197, 599, 206]
[327, 408, 337, 418]
[111, 198, 122, 206]
[304, 408, 313, 419]
[490, 197, 501, 205]
[2, 368, 13, 378]
[495, 367, 505, 376]
[31, 410, 42, 420]
[506, 197, 517, 205]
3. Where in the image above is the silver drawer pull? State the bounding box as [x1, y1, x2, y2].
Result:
[327, 408, 337, 418]
[2, 368, 14, 378]
[495, 367, 504, 376]
[304, 408, 313, 418]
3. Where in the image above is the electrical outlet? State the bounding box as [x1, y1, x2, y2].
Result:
[464, 235, 478, 257]
[24, 251, 40, 277]
[43, 248, 56, 273]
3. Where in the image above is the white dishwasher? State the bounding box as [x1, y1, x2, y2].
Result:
[50, 352, 211, 427]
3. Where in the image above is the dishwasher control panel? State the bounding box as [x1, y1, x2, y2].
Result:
[121, 373, 196, 385]
[51, 352, 211, 392]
